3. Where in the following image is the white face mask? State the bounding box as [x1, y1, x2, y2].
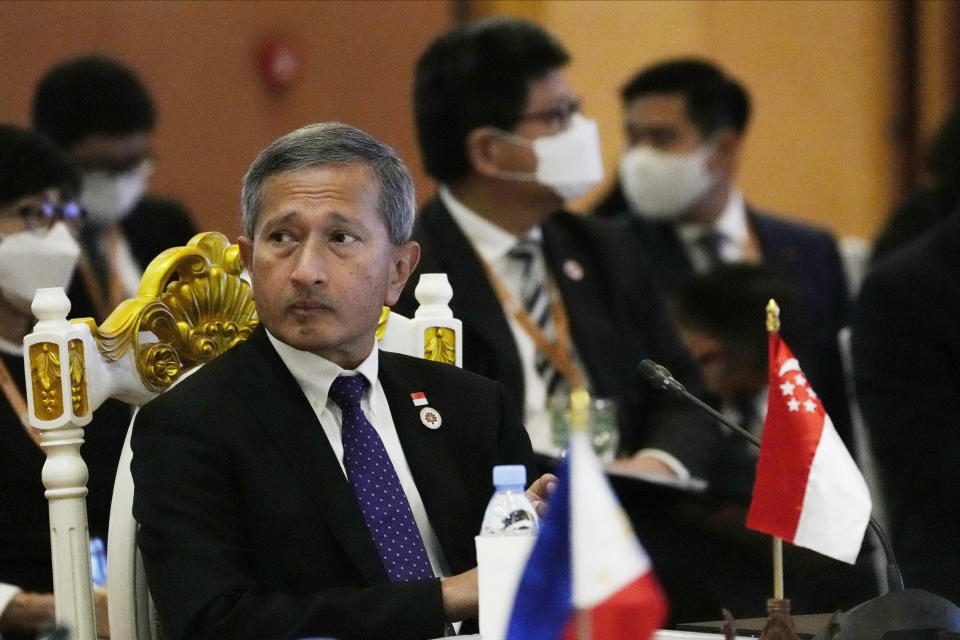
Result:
[79, 160, 153, 226]
[495, 113, 605, 201]
[0, 222, 81, 311]
[619, 144, 717, 221]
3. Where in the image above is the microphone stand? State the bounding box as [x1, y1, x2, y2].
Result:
[638, 359, 960, 639]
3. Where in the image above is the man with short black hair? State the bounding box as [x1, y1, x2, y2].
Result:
[596, 57, 852, 446]
[399, 18, 719, 480]
[669, 264, 805, 500]
[32, 55, 196, 320]
[132, 122, 547, 640]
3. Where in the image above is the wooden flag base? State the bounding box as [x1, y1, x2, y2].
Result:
[722, 599, 801, 640]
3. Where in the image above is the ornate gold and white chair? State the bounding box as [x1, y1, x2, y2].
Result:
[22, 231, 461, 640]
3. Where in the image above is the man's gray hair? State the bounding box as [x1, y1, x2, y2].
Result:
[241, 122, 416, 244]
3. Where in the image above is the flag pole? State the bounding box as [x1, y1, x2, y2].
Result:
[576, 609, 592, 640]
[773, 537, 784, 599]
[570, 388, 592, 640]
[766, 300, 786, 602]
[570, 387, 591, 435]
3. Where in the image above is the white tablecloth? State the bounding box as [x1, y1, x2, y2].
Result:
[434, 631, 747, 639]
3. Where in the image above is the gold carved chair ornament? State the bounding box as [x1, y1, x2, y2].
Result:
[21, 231, 460, 640]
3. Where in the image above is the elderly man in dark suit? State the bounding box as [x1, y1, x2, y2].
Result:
[131, 122, 548, 640]
[594, 58, 853, 448]
[396, 17, 719, 482]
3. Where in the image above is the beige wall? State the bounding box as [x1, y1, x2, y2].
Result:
[2, 1, 954, 240]
[917, 0, 957, 151]
[475, 0, 910, 239]
[0, 0, 453, 237]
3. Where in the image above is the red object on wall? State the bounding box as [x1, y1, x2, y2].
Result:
[258, 39, 301, 90]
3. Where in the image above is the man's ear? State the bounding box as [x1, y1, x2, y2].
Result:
[237, 235, 255, 299]
[709, 128, 742, 175]
[465, 127, 509, 178]
[385, 240, 421, 306]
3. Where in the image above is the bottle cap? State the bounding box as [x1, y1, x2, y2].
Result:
[492, 464, 526, 488]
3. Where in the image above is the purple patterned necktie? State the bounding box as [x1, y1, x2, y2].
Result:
[328, 374, 436, 583]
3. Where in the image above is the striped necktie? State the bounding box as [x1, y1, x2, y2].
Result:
[508, 236, 561, 396]
[697, 229, 727, 271]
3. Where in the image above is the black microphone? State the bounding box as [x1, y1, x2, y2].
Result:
[638, 358, 761, 449]
[639, 358, 960, 639]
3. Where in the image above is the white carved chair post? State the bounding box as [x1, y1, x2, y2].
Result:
[379, 272, 462, 367]
[23, 287, 98, 640]
[23, 232, 259, 640]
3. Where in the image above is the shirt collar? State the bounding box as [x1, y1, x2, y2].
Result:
[677, 188, 748, 247]
[265, 329, 380, 413]
[438, 184, 542, 262]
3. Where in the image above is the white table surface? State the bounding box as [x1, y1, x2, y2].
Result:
[436, 631, 748, 639]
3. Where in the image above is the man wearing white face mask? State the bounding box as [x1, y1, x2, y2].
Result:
[32, 55, 196, 321]
[0, 124, 126, 640]
[396, 18, 721, 483]
[594, 58, 853, 450]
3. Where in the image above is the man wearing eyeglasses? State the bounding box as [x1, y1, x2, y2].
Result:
[31, 55, 197, 322]
[0, 124, 125, 640]
[396, 17, 720, 482]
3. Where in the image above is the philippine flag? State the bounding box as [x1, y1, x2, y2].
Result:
[504, 429, 668, 640]
[746, 331, 872, 564]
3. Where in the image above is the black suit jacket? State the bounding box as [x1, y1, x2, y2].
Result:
[395, 199, 720, 479]
[852, 211, 960, 603]
[131, 327, 536, 640]
[603, 204, 853, 447]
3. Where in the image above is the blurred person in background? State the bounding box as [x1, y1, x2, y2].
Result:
[853, 208, 960, 604]
[0, 123, 124, 640]
[32, 55, 196, 321]
[669, 264, 803, 501]
[595, 58, 853, 449]
[398, 17, 720, 481]
[871, 103, 960, 264]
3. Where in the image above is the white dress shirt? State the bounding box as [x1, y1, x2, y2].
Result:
[677, 188, 751, 273]
[265, 331, 451, 580]
[91, 228, 143, 298]
[0, 581, 20, 625]
[438, 186, 568, 455]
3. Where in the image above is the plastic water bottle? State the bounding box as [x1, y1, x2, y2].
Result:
[480, 465, 539, 536]
[90, 536, 107, 587]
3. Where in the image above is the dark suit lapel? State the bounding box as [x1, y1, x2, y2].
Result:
[749, 208, 799, 277]
[418, 200, 525, 399]
[631, 218, 693, 292]
[541, 217, 625, 398]
[378, 352, 476, 573]
[230, 329, 388, 585]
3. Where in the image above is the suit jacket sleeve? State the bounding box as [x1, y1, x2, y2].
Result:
[619, 241, 721, 477]
[556, 215, 720, 478]
[132, 391, 446, 640]
[852, 241, 960, 511]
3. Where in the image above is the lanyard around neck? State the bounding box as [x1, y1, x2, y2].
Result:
[0, 354, 42, 448]
[480, 257, 586, 389]
[77, 224, 128, 321]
